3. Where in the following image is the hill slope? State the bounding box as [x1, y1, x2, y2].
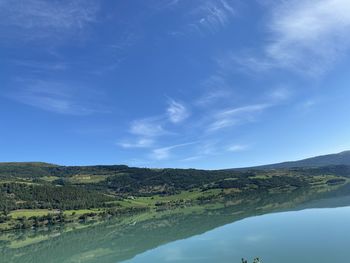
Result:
[250, 151, 350, 169]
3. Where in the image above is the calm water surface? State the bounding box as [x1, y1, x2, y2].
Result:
[1, 186, 350, 263]
[125, 207, 350, 263]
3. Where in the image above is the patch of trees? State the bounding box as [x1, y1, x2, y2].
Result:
[290, 165, 350, 177]
[0, 183, 115, 211]
[214, 176, 307, 190]
[105, 168, 252, 194]
[0, 162, 129, 179]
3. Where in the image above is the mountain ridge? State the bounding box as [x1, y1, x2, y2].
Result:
[2, 150, 350, 170]
[245, 150, 350, 170]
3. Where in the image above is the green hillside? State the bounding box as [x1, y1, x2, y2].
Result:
[0, 161, 349, 231]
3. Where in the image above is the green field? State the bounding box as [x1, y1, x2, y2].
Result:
[10, 209, 59, 219]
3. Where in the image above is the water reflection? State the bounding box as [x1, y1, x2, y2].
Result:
[1, 184, 350, 263]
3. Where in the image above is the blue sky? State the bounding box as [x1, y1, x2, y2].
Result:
[1, 0, 350, 169]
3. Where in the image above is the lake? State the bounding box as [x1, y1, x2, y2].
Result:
[1, 185, 350, 263]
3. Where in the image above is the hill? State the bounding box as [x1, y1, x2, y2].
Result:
[0, 157, 349, 231]
[247, 151, 350, 170]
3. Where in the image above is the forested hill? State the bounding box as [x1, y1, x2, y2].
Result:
[0, 161, 349, 198]
[1, 160, 349, 231]
[0, 162, 129, 178]
[3, 150, 350, 177]
[241, 151, 350, 170]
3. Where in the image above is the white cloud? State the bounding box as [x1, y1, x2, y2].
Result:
[154, 0, 182, 10]
[180, 155, 202, 162]
[227, 0, 350, 76]
[266, 0, 350, 74]
[10, 59, 68, 71]
[167, 99, 189, 123]
[7, 80, 100, 115]
[189, 0, 235, 33]
[151, 147, 172, 160]
[0, 0, 98, 40]
[151, 142, 197, 160]
[234, 0, 350, 76]
[268, 86, 292, 102]
[125, 99, 188, 149]
[195, 75, 232, 106]
[209, 104, 270, 131]
[128, 99, 188, 140]
[222, 53, 274, 73]
[227, 144, 248, 152]
[297, 98, 320, 112]
[118, 138, 154, 149]
[130, 118, 167, 137]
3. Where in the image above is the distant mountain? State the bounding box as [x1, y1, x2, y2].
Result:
[250, 151, 350, 169]
[3, 150, 350, 173]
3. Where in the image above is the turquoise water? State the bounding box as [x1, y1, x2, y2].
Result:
[125, 207, 350, 263]
[1, 187, 350, 263]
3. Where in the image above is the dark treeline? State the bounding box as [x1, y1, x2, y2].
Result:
[105, 169, 310, 195]
[0, 162, 129, 179]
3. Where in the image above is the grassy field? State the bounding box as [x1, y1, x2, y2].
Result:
[68, 174, 108, 184]
[10, 209, 59, 219]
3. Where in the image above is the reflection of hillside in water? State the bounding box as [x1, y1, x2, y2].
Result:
[1, 184, 350, 263]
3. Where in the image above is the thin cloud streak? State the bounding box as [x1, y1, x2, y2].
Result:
[208, 104, 270, 131]
[10, 59, 68, 72]
[0, 0, 98, 41]
[189, 0, 235, 33]
[195, 75, 232, 106]
[118, 138, 154, 149]
[7, 80, 104, 115]
[151, 141, 198, 160]
[227, 144, 249, 152]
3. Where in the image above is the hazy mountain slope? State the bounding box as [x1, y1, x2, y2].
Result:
[251, 151, 350, 169]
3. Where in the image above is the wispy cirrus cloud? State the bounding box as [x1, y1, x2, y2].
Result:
[118, 138, 154, 149]
[268, 86, 292, 102]
[123, 98, 187, 145]
[208, 103, 270, 131]
[0, 0, 98, 41]
[167, 99, 189, 123]
[234, 0, 350, 76]
[195, 75, 233, 106]
[227, 144, 249, 152]
[266, 0, 350, 75]
[122, 118, 167, 152]
[10, 59, 68, 72]
[188, 0, 235, 33]
[151, 0, 182, 10]
[204, 86, 291, 132]
[181, 141, 250, 163]
[130, 118, 168, 137]
[7, 80, 104, 115]
[151, 141, 198, 160]
[121, 86, 285, 162]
